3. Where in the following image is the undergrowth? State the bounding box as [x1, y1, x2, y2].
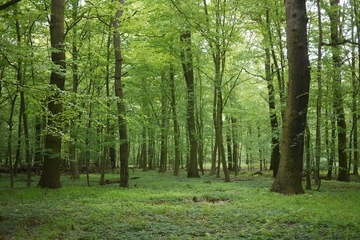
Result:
[0, 170, 359, 239]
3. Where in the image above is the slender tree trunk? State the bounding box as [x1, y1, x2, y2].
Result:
[328, 0, 348, 182]
[69, 0, 80, 180]
[38, 0, 66, 189]
[226, 123, 233, 171]
[272, 0, 286, 119]
[305, 125, 311, 190]
[271, 0, 310, 195]
[34, 117, 43, 164]
[141, 126, 148, 171]
[159, 79, 168, 173]
[264, 7, 280, 177]
[7, 96, 17, 188]
[231, 117, 239, 175]
[99, 26, 112, 184]
[170, 65, 181, 176]
[314, 0, 323, 186]
[113, 0, 129, 187]
[327, 111, 336, 179]
[351, 0, 360, 175]
[195, 67, 205, 175]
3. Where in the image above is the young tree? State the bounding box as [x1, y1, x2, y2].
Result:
[38, 0, 66, 189]
[271, 0, 311, 195]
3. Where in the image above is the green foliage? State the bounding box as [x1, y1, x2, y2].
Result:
[0, 171, 359, 239]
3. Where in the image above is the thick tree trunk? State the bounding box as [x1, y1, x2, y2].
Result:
[271, 0, 310, 195]
[38, 0, 65, 189]
[180, 31, 199, 178]
[113, 0, 129, 187]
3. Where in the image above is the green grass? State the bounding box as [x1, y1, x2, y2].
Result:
[0, 170, 359, 239]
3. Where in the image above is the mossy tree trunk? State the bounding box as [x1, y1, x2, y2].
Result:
[271, 0, 310, 195]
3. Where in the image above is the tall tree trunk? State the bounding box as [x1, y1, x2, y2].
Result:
[170, 65, 181, 176]
[273, 0, 286, 119]
[353, 0, 360, 175]
[14, 16, 32, 186]
[99, 25, 113, 184]
[7, 96, 17, 188]
[38, 0, 66, 189]
[159, 77, 168, 173]
[141, 126, 148, 171]
[305, 125, 311, 190]
[328, 0, 348, 182]
[113, 0, 129, 187]
[180, 31, 199, 178]
[226, 122, 233, 172]
[69, 0, 80, 180]
[265, 7, 280, 177]
[231, 117, 239, 175]
[271, 0, 310, 195]
[196, 69, 205, 175]
[314, 0, 323, 186]
[327, 110, 336, 179]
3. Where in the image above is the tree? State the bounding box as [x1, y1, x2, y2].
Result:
[263, 3, 281, 178]
[327, 0, 348, 182]
[271, 0, 311, 195]
[38, 0, 66, 189]
[180, 31, 200, 178]
[113, 0, 129, 187]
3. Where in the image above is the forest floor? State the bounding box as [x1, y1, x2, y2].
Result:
[0, 170, 359, 240]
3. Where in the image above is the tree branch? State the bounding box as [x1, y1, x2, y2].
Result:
[0, 0, 21, 11]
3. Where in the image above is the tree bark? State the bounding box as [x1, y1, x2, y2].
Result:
[170, 64, 181, 176]
[353, 0, 360, 175]
[113, 0, 129, 187]
[271, 0, 310, 195]
[231, 117, 239, 175]
[38, 0, 66, 189]
[69, 0, 80, 180]
[180, 31, 199, 178]
[265, 7, 280, 178]
[328, 0, 349, 182]
[314, 0, 323, 186]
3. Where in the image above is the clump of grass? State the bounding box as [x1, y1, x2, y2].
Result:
[0, 170, 359, 239]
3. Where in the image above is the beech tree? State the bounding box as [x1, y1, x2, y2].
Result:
[38, 0, 66, 189]
[113, 0, 129, 187]
[271, 0, 311, 195]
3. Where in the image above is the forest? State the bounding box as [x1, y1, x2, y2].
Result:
[1, 0, 360, 188]
[0, 0, 360, 238]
